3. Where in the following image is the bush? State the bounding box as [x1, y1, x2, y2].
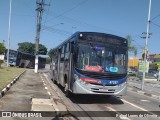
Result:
[149, 63, 158, 70]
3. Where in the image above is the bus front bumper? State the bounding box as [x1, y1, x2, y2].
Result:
[72, 80, 127, 96]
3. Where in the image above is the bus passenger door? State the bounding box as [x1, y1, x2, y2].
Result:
[69, 42, 75, 92]
[68, 52, 73, 91]
[59, 46, 65, 86]
[57, 49, 61, 84]
[53, 51, 59, 82]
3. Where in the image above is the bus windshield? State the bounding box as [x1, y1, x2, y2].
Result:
[75, 44, 127, 74]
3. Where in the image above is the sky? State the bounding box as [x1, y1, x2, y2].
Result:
[0, 0, 160, 58]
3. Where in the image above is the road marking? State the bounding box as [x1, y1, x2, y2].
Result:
[106, 106, 116, 111]
[121, 99, 148, 111]
[47, 91, 51, 96]
[106, 106, 131, 120]
[45, 87, 48, 90]
[137, 91, 145, 94]
[140, 99, 150, 102]
[43, 83, 46, 86]
[128, 89, 160, 100]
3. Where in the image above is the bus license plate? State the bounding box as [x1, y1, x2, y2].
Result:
[99, 88, 108, 92]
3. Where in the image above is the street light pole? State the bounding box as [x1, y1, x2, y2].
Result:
[7, 0, 12, 67]
[142, 0, 152, 90]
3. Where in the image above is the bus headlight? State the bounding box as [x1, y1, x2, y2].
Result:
[74, 74, 100, 85]
[74, 74, 87, 85]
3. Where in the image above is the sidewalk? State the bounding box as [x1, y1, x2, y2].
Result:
[128, 76, 160, 99]
[128, 76, 160, 83]
[0, 69, 58, 119]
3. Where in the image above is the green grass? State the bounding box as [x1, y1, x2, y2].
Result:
[0, 67, 24, 91]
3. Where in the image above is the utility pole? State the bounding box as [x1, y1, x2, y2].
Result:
[7, 0, 12, 67]
[142, 0, 152, 90]
[35, 0, 44, 73]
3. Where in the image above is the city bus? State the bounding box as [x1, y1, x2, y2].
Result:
[5, 49, 46, 68]
[50, 32, 128, 97]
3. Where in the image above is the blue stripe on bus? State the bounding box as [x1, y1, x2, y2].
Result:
[74, 69, 127, 85]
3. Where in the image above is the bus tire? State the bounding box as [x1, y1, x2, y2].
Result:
[53, 79, 57, 84]
[20, 63, 25, 68]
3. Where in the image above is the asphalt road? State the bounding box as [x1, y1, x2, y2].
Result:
[127, 79, 160, 96]
[43, 70, 160, 120]
[0, 65, 159, 120]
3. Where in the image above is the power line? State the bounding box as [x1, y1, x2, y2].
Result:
[43, 0, 52, 27]
[150, 14, 160, 28]
[44, 27, 72, 36]
[151, 14, 160, 21]
[151, 21, 160, 28]
[46, 10, 141, 37]
[132, 39, 143, 49]
[43, 0, 89, 24]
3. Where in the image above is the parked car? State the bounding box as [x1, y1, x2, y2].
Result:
[148, 69, 158, 78]
[128, 71, 133, 74]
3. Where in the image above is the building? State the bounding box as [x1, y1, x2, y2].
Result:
[128, 57, 139, 67]
[147, 54, 156, 62]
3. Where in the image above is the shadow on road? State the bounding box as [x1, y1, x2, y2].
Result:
[56, 83, 124, 105]
[69, 94, 124, 105]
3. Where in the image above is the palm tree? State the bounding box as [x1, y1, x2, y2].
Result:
[126, 35, 137, 57]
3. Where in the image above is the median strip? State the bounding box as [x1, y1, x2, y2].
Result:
[0, 69, 26, 98]
[128, 87, 160, 100]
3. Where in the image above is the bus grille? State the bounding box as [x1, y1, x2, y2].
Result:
[91, 88, 115, 93]
[75, 68, 127, 80]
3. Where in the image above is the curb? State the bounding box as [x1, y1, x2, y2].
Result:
[128, 78, 160, 85]
[40, 73, 68, 119]
[128, 87, 160, 100]
[0, 70, 26, 98]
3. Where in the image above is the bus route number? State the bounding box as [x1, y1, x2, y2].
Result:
[109, 81, 118, 85]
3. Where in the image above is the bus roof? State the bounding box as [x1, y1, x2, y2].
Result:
[53, 31, 127, 50]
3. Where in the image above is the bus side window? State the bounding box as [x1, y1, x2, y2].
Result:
[61, 46, 65, 61]
[65, 43, 70, 61]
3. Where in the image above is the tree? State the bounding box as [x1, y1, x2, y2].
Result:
[48, 48, 53, 58]
[0, 43, 6, 54]
[126, 35, 137, 57]
[17, 42, 47, 55]
[149, 63, 158, 70]
[17, 42, 34, 54]
[0, 43, 5, 68]
[134, 49, 138, 58]
[39, 44, 47, 55]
